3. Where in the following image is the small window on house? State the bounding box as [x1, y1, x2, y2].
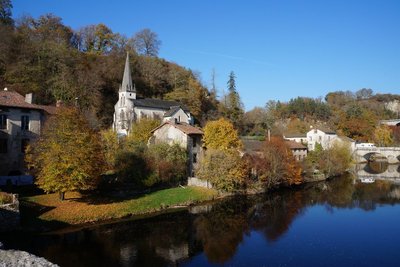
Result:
[21, 115, 29, 131]
[0, 139, 7, 153]
[21, 139, 29, 153]
[0, 114, 6, 129]
[309, 137, 312, 141]
[318, 136, 322, 142]
[314, 129, 317, 134]
[193, 153, 197, 163]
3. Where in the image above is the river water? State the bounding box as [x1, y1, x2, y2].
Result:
[2, 164, 400, 267]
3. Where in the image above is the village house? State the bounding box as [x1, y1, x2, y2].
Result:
[0, 89, 56, 180]
[149, 121, 203, 177]
[285, 140, 308, 161]
[306, 127, 337, 151]
[113, 53, 192, 136]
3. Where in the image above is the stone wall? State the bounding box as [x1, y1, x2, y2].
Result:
[188, 177, 212, 189]
[0, 194, 20, 232]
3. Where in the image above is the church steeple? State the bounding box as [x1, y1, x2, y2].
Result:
[120, 52, 134, 93]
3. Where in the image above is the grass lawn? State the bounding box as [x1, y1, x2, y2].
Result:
[22, 186, 218, 225]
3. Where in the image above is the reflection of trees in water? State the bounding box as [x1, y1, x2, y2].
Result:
[193, 199, 250, 264]
[11, 175, 400, 267]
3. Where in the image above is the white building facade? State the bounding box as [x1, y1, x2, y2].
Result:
[307, 127, 337, 151]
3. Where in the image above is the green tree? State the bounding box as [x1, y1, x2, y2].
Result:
[223, 71, 244, 127]
[0, 0, 13, 26]
[26, 108, 104, 200]
[203, 118, 242, 150]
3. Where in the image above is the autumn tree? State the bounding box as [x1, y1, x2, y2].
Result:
[203, 118, 242, 150]
[131, 28, 161, 56]
[76, 24, 116, 53]
[100, 128, 120, 171]
[26, 108, 104, 200]
[254, 136, 302, 188]
[197, 149, 248, 192]
[373, 125, 393, 147]
[127, 118, 160, 143]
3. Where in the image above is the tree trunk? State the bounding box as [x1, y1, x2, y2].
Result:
[59, 191, 65, 201]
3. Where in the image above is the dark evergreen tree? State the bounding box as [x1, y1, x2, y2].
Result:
[0, 0, 13, 26]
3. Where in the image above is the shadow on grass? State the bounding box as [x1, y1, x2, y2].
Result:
[20, 199, 70, 232]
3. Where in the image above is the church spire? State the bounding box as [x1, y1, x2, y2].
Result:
[121, 52, 134, 92]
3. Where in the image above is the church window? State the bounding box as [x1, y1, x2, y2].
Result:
[21, 115, 29, 131]
[0, 114, 7, 129]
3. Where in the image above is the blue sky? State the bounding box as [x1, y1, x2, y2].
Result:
[12, 0, 400, 111]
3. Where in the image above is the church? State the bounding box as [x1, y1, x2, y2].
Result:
[113, 53, 193, 136]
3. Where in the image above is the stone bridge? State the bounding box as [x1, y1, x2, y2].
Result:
[353, 147, 400, 164]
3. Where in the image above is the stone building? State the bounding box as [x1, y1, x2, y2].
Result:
[0, 89, 56, 177]
[113, 53, 192, 136]
[285, 140, 308, 161]
[149, 121, 203, 177]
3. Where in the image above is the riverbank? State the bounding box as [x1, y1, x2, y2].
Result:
[20, 186, 218, 230]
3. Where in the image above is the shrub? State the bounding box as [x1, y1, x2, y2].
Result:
[0, 192, 13, 205]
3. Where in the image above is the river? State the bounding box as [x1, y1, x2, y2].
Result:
[1, 164, 400, 267]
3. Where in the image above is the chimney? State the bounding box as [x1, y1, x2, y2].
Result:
[25, 93, 33, 104]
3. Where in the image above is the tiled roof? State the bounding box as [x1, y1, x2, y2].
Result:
[0, 91, 56, 114]
[315, 126, 336, 134]
[132, 98, 187, 110]
[152, 121, 203, 135]
[283, 132, 307, 138]
[337, 136, 355, 143]
[242, 139, 264, 153]
[285, 140, 307, 149]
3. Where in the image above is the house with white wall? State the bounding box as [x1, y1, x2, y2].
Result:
[306, 127, 337, 151]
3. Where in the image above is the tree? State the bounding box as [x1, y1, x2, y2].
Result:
[76, 24, 116, 53]
[203, 118, 242, 150]
[254, 137, 302, 188]
[373, 125, 393, 147]
[26, 108, 104, 200]
[0, 0, 13, 26]
[100, 128, 120, 171]
[355, 88, 373, 100]
[223, 71, 244, 127]
[197, 149, 248, 192]
[127, 118, 160, 143]
[132, 28, 161, 56]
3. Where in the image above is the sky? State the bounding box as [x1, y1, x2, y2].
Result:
[12, 0, 400, 111]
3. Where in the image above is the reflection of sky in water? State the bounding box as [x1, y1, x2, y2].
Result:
[184, 204, 400, 267]
[3, 175, 400, 267]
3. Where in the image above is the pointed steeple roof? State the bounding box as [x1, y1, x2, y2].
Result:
[120, 52, 134, 92]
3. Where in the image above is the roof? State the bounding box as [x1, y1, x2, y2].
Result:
[283, 132, 307, 138]
[0, 90, 56, 114]
[163, 106, 183, 117]
[132, 98, 187, 111]
[242, 139, 264, 153]
[152, 121, 203, 135]
[285, 140, 307, 150]
[337, 136, 355, 143]
[310, 126, 336, 134]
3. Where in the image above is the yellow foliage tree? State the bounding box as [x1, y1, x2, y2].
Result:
[26, 108, 104, 200]
[203, 118, 242, 150]
[373, 125, 393, 147]
[127, 118, 160, 143]
[197, 149, 248, 192]
[100, 128, 120, 171]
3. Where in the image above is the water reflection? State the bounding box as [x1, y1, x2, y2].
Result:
[355, 162, 400, 184]
[2, 175, 400, 267]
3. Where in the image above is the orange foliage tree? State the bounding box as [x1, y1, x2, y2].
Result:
[253, 136, 302, 188]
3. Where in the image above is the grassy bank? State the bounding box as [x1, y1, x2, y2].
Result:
[22, 186, 218, 226]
